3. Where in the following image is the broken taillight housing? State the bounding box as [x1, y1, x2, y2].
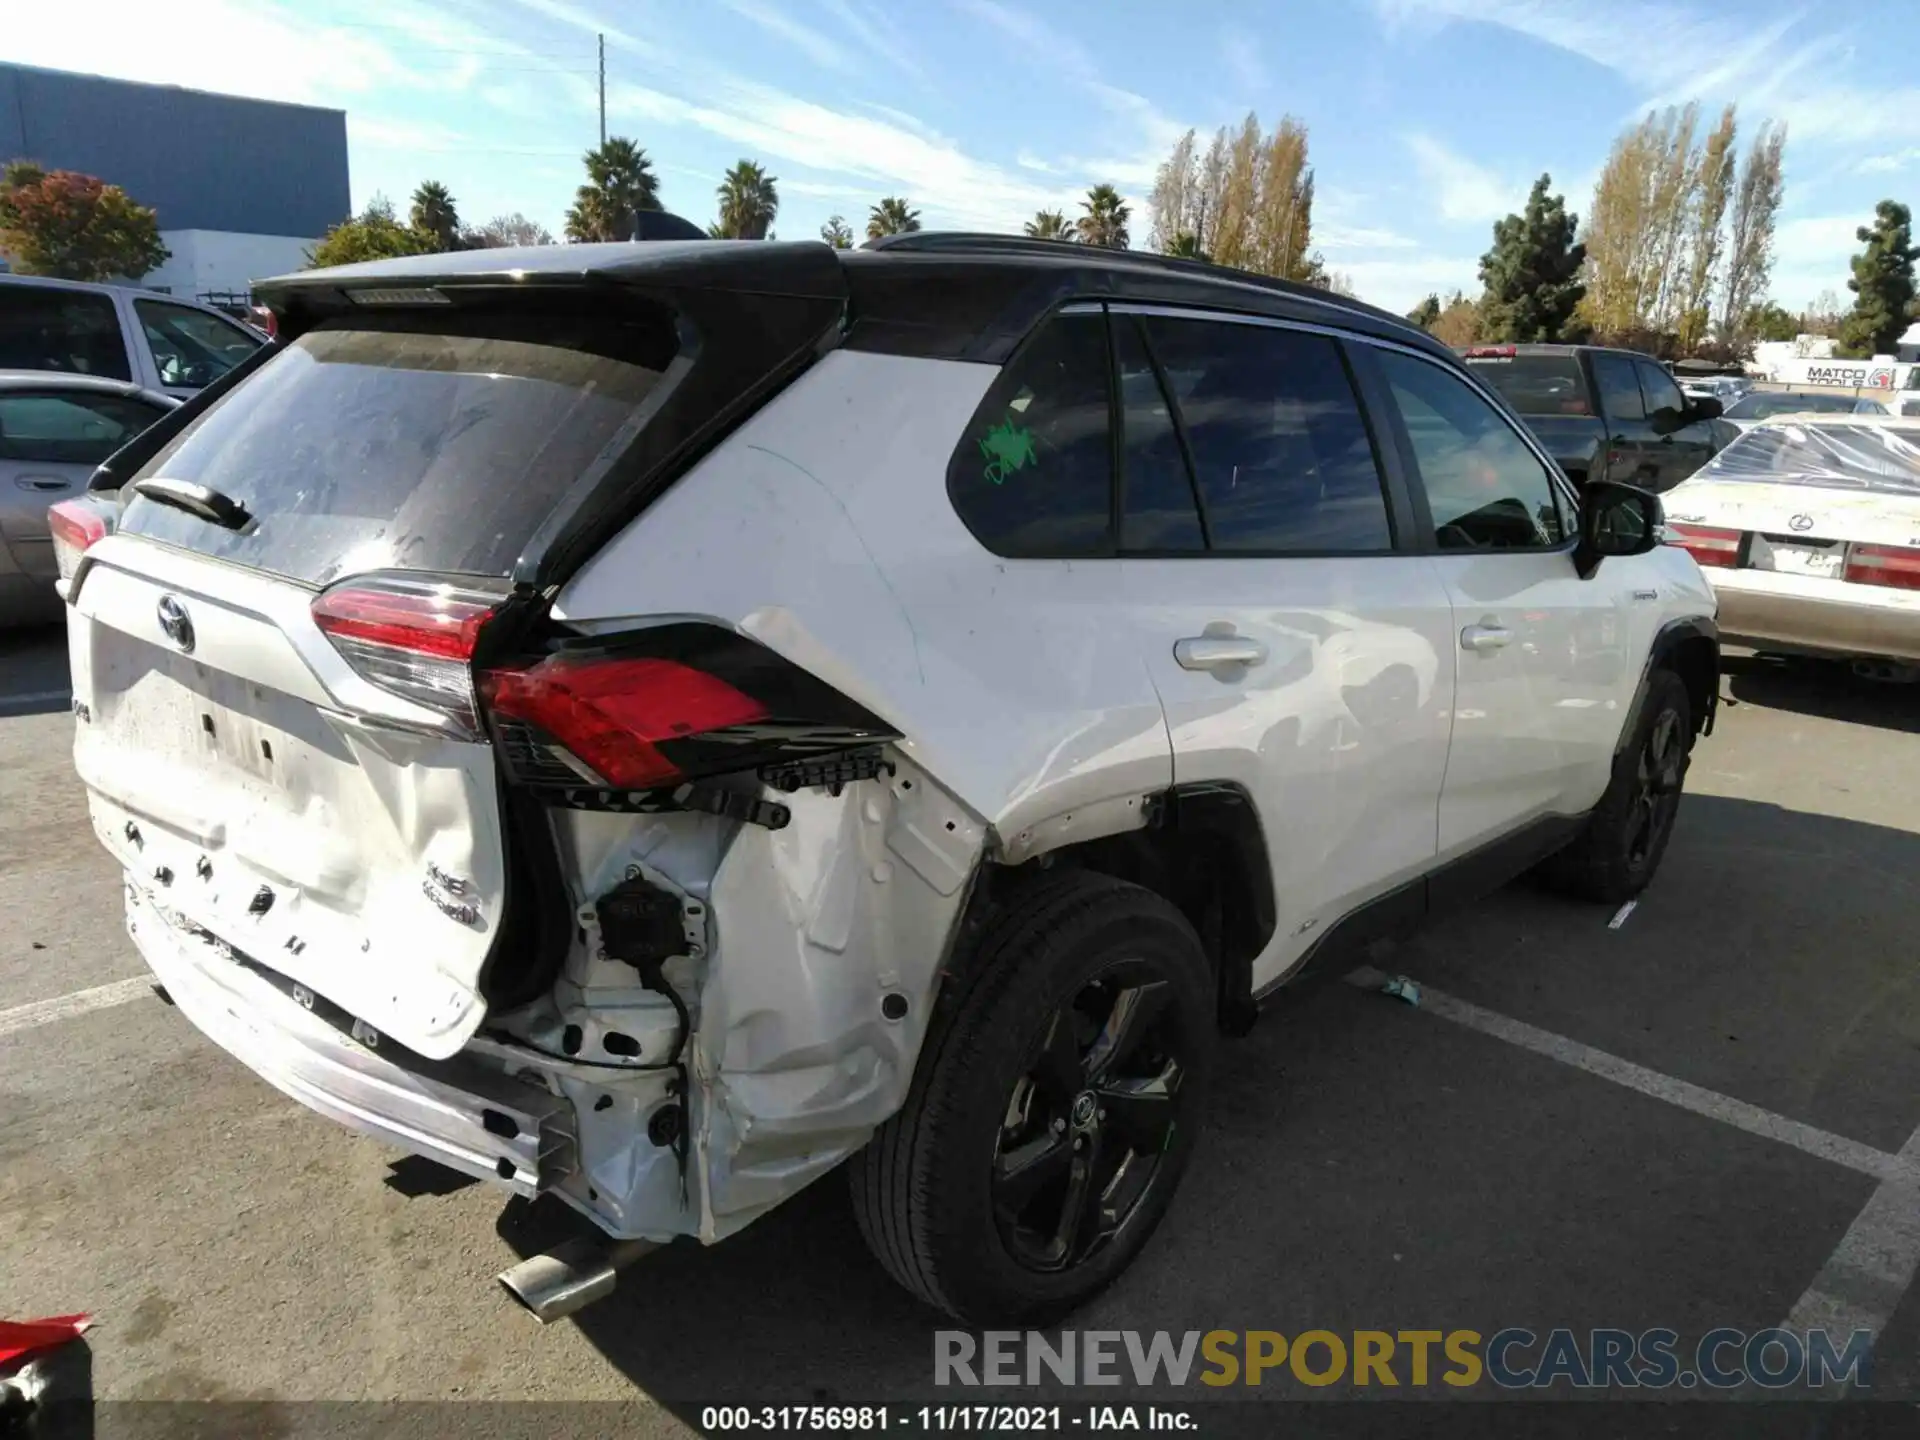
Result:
[311, 576, 501, 730]
[1844, 542, 1920, 591]
[479, 623, 899, 794]
[1665, 522, 1741, 568]
[48, 496, 113, 585]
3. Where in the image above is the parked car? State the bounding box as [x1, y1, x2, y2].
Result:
[0, 274, 265, 400]
[0, 371, 174, 626]
[54, 236, 1718, 1324]
[1664, 414, 1920, 674]
[1680, 375, 1751, 406]
[1718, 388, 1888, 431]
[1458, 343, 1723, 492]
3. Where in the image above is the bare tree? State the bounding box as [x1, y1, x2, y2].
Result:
[1149, 114, 1314, 278]
[1717, 122, 1787, 355]
[1148, 129, 1197, 252]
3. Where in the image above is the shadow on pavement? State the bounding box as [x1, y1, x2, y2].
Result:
[0, 622, 71, 717]
[1723, 652, 1920, 734]
[489, 794, 1917, 1424]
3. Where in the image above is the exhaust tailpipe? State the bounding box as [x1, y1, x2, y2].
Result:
[497, 1235, 660, 1323]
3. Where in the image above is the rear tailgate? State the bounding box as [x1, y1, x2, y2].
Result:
[63, 256, 847, 1061]
[69, 538, 507, 1058]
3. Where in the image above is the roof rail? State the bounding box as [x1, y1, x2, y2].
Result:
[859, 231, 1395, 322]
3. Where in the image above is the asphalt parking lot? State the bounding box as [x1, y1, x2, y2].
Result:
[5, 620, 1920, 1434]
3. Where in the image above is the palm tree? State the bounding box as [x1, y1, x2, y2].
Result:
[1165, 230, 1209, 262]
[565, 137, 661, 242]
[820, 215, 854, 249]
[409, 181, 460, 252]
[866, 196, 920, 240]
[713, 159, 779, 240]
[1077, 184, 1130, 250]
[1024, 210, 1073, 241]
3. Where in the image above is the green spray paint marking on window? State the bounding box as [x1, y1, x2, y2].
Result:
[979, 415, 1037, 485]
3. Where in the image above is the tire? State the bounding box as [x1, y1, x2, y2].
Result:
[1540, 668, 1693, 904]
[848, 870, 1216, 1324]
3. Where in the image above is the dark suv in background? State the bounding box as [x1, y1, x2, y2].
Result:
[1459, 343, 1722, 493]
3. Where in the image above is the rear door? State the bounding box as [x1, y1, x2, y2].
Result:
[0, 283, 134, 382]
[1636, 359, 1714, 490]
[1114, 307, 1456, 989]
[0, 387, 169, 577]
[1365, 344, 1634, 856]
[66, 298, 683, 1058]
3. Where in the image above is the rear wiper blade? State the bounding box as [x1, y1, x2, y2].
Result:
[131, 477, 252, 530]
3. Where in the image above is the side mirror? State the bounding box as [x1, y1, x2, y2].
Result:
[1690, 396, 1723, 421]
[1574, 480, 1662, 580]
[1648, 404, 1682, 435]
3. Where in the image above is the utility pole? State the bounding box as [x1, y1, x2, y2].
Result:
[597, 34, 606, 147]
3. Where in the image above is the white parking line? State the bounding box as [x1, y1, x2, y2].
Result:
[0, 976, 154, 1038]
[1344, 966, 1915, 1184]
[1780, 1124, 1920, 1389]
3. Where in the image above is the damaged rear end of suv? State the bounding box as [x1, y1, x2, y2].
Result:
[57, 237, 1227, 1326]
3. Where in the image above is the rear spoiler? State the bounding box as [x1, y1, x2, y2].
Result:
[88, 339, 285, 493]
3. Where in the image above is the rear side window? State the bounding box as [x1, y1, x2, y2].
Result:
[122, 306, 676, 586]
[1140, 317, 1392, 552]
[948, 314, 1114, 557]
[1591, 354, 1646, 422]
[0, 287, 131, 381]
[1114, 315, 1203, 552]
[0, 391, 168, 465]
[135, 299, 262, 390]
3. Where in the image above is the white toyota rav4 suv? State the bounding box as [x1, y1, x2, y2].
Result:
[53, 235, 1718, 1325]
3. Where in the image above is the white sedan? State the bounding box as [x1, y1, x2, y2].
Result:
[1663, 415, 1920, 669]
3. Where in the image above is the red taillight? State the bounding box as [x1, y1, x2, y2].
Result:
[482, 655, 770, 789]
[311, 577, 501, 728]
[313, 582, 494, 660]
[1845, 542, 1920, 590]
[1463, 344, 1517, 358]
[1665, 522, 1741, 568]
[48, 497, 111, 584]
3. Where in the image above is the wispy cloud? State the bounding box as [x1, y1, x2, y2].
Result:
[1374, 0, 1920, 149]
[1220, 26, 1267, 98]
[1016, 151, 1057, 174]
[1405, 134, 1522, 223]
[821, 0, 929, 83]
[720, 0, 851, 72]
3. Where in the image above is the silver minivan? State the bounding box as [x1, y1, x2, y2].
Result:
[0, 273, 265, 400]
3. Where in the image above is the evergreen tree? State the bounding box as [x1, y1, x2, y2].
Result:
[1839, 200, 1918, 357]
[1406, 294, 1441, 330]
[1478, 174, 1586, 342]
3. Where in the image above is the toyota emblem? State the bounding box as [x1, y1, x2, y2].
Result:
[1788, 514, 1814, 532]
[156, 595, 195, 653]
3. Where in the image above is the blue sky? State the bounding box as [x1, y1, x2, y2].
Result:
[8, 0, 1915, 312]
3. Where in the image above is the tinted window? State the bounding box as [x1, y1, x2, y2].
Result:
[949, 314, 1113, 557]
[1142, 317, 1391, 552]
[0, 391, 168, 465]
[135, 300, 263, 389]
[122, 307, 676, 586]
[1637, 361, 1685, 416]
[1725, 391, 1870, 420]
[0, 287, 131, 381]
[1591, 354, 1645, 422]
[1463, 354, 1594, 416]
[1380, 350, 1566, 550]
[1114, 316, 1202, 552]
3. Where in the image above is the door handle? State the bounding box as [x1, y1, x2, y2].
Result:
[1460, 623, 1512, 652]
[1174, 635, 1267, 671]
[16, 475, 70, 491]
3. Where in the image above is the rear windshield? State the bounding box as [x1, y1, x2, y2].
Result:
[1461, 354, 1593, 417]
[120, 306, 675, 586]
[1723, 391, 1880, 420]
[1698, 422, 1920, 495]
